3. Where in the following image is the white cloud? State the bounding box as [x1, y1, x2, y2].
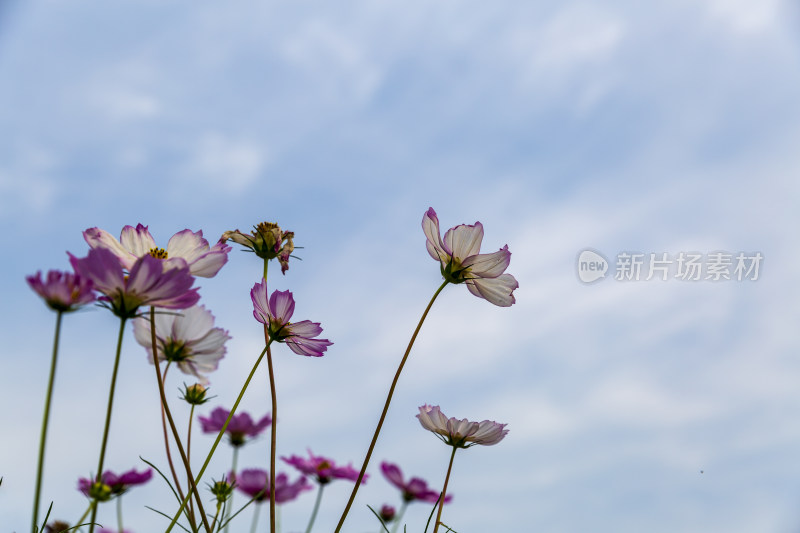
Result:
[181, 133, 269, 194]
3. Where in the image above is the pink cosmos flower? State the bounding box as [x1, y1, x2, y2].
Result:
[250, 279, 332, 357]
[132, 305, 230, 384]
[198, 406, 271, 447]
[416, 405, 508, 448]
[380, 461, 452, 504]
[78, 468, 152, 500]
[69, 248, 199, 318]
[26, 270, 96, 312]
[234, 469, 312, 503]
[422, 207, 518, 307]
[84, 224, 230, 278]
[282, 450, 366, 485]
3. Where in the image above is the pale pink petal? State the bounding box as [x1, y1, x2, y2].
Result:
[422, 208, 450, 260]
[172, 305, 214, 341]
[286, 337, 332, 357]
[462, 246, 510, 278]
[287, 320, 323, 338]
[466, 274, 518, 307]
[250, 279, 271, 324]
[380, 462, 405, 490]
[120, 224, 156, 257]
[83, 227, 136, 270]
[268, 290, 295, 322]
[443, 223, 483, 261]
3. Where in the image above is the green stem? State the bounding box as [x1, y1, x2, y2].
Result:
[250, 503, 261, 533]
[187, 401, 196, 527]
[266, 340, 277, 533]
[150, 308, 212, 533]
[73, 501, 94, 532]
[116, 495, 123, 533]
[32, 310, 63, 532]
[304, 483, 324, 533]
[432, 447, 457, 533]
[160, 365, 194, 530]
[88, 316, 127, 533]
[165, 344, 270, 533]
[222, 446, 239, 533]
[389, 501, 407, 533]
[263, 260, 269, 283]
[334, 280, 449, 532]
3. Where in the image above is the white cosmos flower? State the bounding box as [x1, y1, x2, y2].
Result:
[133, 305, 231, 383]
[416, 405, 508, 448]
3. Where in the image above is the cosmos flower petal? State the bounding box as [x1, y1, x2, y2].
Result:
[462, 246, 511, 278]
[443, 222, 483, 261]
[83, 227, 137, 270]
[417, 405, 508, 448]
[268, 290, 295, 322]
[286, 337, 332, 357]
[465, 274, 518, 307]
[422, 208, 451, 260]
[120, 224, 156, 258]
[167, 229, 231, 278]
[287, 320, 323, 338]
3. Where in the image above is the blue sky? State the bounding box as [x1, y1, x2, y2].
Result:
[1, 1, 799, 532]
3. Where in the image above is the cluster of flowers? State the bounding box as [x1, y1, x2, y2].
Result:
[26, 208, 516, 533]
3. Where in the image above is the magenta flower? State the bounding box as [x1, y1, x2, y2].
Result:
[250, 279, 332, 357]
[234, 469, 312, 503]
[26, 270, 96, 312]
[78, 468, 152, 500]
[69, 248, 199, 318]
[282, 450, 366, 485]
[416, 405, 508, 448]
[132, 305, 230, 384]
[422, 207, 518, 307]
[379, 504, 396, 522]
[198, 406, 271, 447]
[84, 223, 231, 278]
[380, 461, 452, 503]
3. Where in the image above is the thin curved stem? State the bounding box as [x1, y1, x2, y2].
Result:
[116, 494, 124, 533]
[432, 447, 457, 533]
[88, 316, 127, 533]
[389, 501, 407, 533]
[159, 365, 193, 530]
[250, 503, 261, 533]
[265, 339, 277, 533]
[150, 307, 212, 533]
[304, 483, 324, 533]
[334, 280, 449, 532]
[222, 447, 239, 533]
[165, 344, 270, 533]
[187, 402, 197, 526]
[32, 310, 63, 532]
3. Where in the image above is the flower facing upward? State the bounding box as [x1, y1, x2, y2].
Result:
[78, 468, 152, 501]
[416, 405, 508, 448]
[26, 270, 96, 312]
[198, 406, 271, 447]
[380, 461, 452, 504]
[222, 222, 295, 274]
[132, 305, 230, 384]
[422, 208, 518, 307]
[234, 469, 312, 503]
[69, 248, 199, 318]
[282, 450, 366, 485]
[84, 224, 231, 278]
[250, 279, 332, 357]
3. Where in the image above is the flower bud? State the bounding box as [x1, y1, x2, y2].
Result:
[181, 383, 210, 405]
[210, 477, 235, 504]
[380, 504, 396, 522]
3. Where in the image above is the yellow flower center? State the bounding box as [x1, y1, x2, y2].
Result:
[149, 247, 168, 259]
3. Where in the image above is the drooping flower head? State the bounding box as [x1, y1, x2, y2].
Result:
[416, 405, 508, 448]
[422, 208, 518, 307]
[234, 469, 312, 504]
[84, 224, 231, 278]
[282, 450, 366, 485]
[379, 505, 396, 523]
[250, 279, 332, 357]
[222, 222, 295, 274]
[198, 406, 271, 447]
[78, 468, 153, 501]
[69, 248, 199, 318]
[132, 305, 230, 384]
[26, 270, 96, 312]
[380, 461, 452, 504]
